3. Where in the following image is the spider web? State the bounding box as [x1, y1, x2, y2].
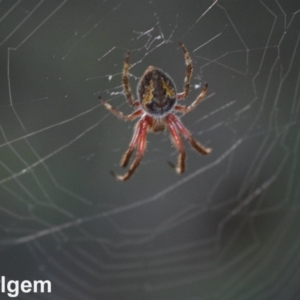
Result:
[0, 0, 300, 299]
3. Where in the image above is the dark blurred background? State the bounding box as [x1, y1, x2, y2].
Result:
[0, 0, 300, 299]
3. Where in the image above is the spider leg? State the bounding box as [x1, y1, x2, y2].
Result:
[112, 118, 148, 181]
[99, 97, 142, 121]
[175, 84, 208, 114]
[176, 92, 186, 100]
[122, 51, 135, 106]
[178, 41, 193, 100]
[166, 117, 186, 174]
[120, 121, 142, 167]
[167, 114, 212, 155]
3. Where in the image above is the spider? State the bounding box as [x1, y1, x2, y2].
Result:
[99, 42, 212, 181]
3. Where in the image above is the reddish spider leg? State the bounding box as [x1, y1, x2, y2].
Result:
[112, 118, 149, 181]
[99, 97, 148, 181]
[167, 114, 211, 163]
[119, 120, 142, 168]
[177, 42, 193, 100]
[99, 97, 142, 121]
[175, 83, 208, 113]
[167, 118, 186, 174]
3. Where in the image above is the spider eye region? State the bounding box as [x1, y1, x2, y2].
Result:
[138, 67, 177, 116]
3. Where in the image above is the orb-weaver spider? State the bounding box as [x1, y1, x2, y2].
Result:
[100, 42, 211, 181]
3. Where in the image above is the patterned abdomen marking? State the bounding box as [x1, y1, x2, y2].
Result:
[138, 66, 177, 116]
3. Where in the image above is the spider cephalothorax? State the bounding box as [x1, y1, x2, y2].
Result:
[100, 42, 212, 181]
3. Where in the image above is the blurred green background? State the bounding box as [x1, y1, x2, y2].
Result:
[0, 0, 300, 299]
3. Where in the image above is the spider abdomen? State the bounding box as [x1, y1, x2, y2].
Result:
[138, 66, 177, 116]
